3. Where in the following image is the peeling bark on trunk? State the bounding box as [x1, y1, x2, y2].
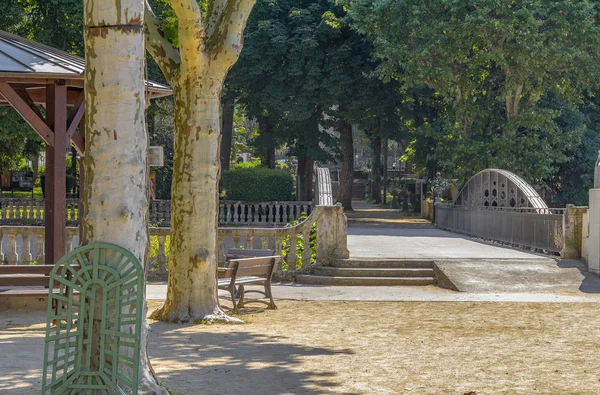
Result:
[336, 121, 354, 211]
[370, 135, 382, 204]
[82, 2, 166, 393]
[145, 0, 255, 324]
[220, 96, 234, 171]
[151, 74, 238, 323]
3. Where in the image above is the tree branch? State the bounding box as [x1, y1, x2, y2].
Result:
[170, 0, 206, 71]
[205, 0, 228, 39]
[207, 0, 256, 70]
[145, 2, 181, 86]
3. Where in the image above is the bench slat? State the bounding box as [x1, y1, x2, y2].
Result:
[0, 265, 55, 275]
[235, 265, 272, 277]
[0, 277, 51, 287]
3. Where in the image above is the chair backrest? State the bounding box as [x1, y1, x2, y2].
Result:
[42, 243, 144, 395]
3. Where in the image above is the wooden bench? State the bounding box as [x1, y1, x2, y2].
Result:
[218, 256, 278, 314]
[0, 264, 78, 310]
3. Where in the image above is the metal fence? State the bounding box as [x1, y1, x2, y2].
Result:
[435, 204, 565, 253]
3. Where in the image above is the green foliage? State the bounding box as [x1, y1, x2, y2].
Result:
[234, 159, 261, 169]
[281, 212, 316, 270]
[221, 167, 294, 201]
[149, 234, 171, 268]
[348, 0, 600, 185]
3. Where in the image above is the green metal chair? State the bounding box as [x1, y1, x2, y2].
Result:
[42, 243, 145, 395]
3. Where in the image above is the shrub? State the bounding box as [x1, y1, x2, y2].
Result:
[221, 167, 294, 201]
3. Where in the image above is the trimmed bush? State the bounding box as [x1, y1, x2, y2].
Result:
[221, 167, 294, 201]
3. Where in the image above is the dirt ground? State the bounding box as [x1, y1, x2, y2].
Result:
[2, 300, 600, 395]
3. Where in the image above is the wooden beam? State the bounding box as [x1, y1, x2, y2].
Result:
[0, 82, 54, 146]
[66, 91, 85, 141]
[71, 131, 85, 156]
[0, 76, 84, 88]
[0, 88, 83, 106]
[44, 82, 67, 266]
[14, 88, 45, 120]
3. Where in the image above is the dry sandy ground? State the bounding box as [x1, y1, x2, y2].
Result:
[2, 300, 600, 395]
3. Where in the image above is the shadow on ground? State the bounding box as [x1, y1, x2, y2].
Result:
[0, 325, 45, 394]
[557, 260, 600, 293]
[148, 322, 356, 395]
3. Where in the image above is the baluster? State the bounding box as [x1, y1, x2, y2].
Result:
[36, 237, 45, 265]
[276, 204, 281, 225]
[233, 203, 239, 224]
[10, 200, 17, 220]
[157, 236, 167, 271]
[232, 235, 241, 249]
[39, 199, 44, 221]
[22, 234, 33, 264]
[241, 203, 247, 225]
[266, 204, 272, 224]
[0, 231, 4, 263]
[65, 235, 73, 254]
[70, 201, 76, 222]
[274, 237, 283, 256]
[301, 228, 312, 269]
[7, 234, 19, 264]
[223, 204, 229, 225]
[250, 204, 256, 225]
[287, 231, 298, 270]
[218, 203, 225, 224]
[248, 235, 255, 249]
[261, 236, 269, 250]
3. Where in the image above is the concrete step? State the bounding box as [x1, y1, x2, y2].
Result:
[296, 275, 436, 286]
[313, 266, 435, 278]
[331, 258, 435, 268]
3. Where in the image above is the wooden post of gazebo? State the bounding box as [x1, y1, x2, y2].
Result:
[0, 30, 171, 265]
[45, 81, 67, 265]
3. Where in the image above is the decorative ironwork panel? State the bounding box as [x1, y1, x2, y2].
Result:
[42, 243, 144, 395]
[454, 169, 548, 209]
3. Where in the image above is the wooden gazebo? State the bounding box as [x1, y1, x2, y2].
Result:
[0, 31, 171, 265]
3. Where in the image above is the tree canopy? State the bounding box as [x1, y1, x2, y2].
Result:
[348, 0, 600, 188]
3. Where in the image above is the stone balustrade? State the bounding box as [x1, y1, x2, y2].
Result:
[151, 200, 313, 227]
[0, 204, 349, 278]
[0, 198, 79, 226]
[0, 198, 313, 228]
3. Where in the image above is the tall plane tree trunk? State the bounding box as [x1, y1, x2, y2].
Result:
[145, 0, 255, 323]
[370, 135, 382, 204]
[82, 2, 166, 393]
[336, 121, 354, 210]
[220, 96, 234, 171]
[297, 154, 314, 202]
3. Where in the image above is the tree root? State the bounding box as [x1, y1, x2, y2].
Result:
[150, 305, 243, 324]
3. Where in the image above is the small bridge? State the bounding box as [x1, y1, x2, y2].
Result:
[437, 169, 586, 259]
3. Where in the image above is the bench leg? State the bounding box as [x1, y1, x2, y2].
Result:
[228, 285, 239, 314]
[237, 285, 246, 309]
[265, 283, 277, 310]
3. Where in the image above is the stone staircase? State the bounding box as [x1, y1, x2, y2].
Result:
[296, 258, 437, 286]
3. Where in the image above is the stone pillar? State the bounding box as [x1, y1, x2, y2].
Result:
[589, 190, 600, 275]
[560, 205, 586, 259]
[315, 204, 350, 265]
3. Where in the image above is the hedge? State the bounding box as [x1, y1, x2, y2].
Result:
[221, 167, 294, 201]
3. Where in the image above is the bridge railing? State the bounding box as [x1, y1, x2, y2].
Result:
[435, 204, 565, 253]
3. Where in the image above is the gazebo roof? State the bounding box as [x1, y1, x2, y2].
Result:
[0, 30, 172, 99]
